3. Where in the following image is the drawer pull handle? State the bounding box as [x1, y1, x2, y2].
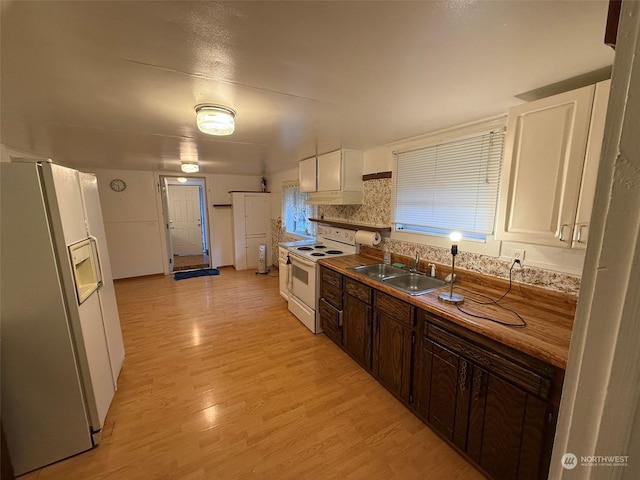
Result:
[460, 360, 467, 391]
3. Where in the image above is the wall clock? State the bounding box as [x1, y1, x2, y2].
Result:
[110, 179, 127, 192]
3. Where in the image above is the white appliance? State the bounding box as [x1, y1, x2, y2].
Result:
[286, 226, 357, 333]
[258, 243, 267, 273]
[0, 161, 125, 476]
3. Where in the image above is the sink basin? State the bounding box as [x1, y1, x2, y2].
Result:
[351, 263, 407, 280]
[382, 273, 446, 295]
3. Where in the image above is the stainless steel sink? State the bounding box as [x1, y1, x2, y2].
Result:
[350, 263, 407, 280]
[382, 272, 446, 295]
[350, 264, 447, 295]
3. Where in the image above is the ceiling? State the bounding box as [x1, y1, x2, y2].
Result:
[0, 1, 614, 176]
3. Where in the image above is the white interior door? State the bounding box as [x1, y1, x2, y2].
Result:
[168, 185, 203, 255]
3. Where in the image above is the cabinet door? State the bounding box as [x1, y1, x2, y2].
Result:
[572, 79, 611, 249]
[343, 293, 372, 370]
[317, 150, 342, 191]
[468, 372, 549, 480]
[373, 311, 412, 401]
[495, 85, 595, 247]
[299, 157, 317, 192]
[413, 336, 472, 446]
[244, 195, 269, 235]
[245, 235, 267, 268]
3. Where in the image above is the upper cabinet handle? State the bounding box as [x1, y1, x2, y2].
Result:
[557, 224, 571, 242]
[575, 224, 588, 243]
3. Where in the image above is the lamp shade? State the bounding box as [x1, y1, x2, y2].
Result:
[181, 162, 199, 173]
[195, 104, 235, 136]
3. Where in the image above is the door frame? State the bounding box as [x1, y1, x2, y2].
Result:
[160, 176, 211, 273]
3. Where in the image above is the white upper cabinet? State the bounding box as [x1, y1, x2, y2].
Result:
[572, 80, 611, 249]
[317, 150, 343, 191]
[298, 149, 364, 204]
[495, 80, 610, 248]
[298, 157, 317, 193]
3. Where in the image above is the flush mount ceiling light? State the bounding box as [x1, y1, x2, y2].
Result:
[181, 162, 199, 173]
[195, 104, 235, 136]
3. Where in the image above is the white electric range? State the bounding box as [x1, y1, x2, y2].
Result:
[284, 226, 357, 333]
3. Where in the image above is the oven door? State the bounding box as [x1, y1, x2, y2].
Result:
[288, 253, 316, 309]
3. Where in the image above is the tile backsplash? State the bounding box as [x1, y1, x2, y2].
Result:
[317, 177, 581, 296]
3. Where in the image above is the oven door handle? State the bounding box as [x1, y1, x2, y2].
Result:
[289, 254, 317, 268]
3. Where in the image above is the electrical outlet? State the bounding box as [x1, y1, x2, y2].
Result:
[512, 249, 525, 267]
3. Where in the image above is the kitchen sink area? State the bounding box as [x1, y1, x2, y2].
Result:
[350, 263, 446, 295]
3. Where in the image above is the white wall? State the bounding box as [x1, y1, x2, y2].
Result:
[93, 169, 164, 279]
[92, 168, 261, 278]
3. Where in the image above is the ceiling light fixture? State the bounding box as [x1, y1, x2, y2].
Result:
[195, 104, 235, 136]
[181, 162, 199, 173]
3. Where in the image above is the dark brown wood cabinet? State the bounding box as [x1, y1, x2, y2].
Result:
[413, 310, 562, 480]
[373, 291, 415, 402]
[343, 278, 373, 369]
[414, 338, 471, 451]
[317, 265, 564, 480]
[319, 266, 343, 346]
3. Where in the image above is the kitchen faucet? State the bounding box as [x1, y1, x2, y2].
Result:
[412, 251, 420, 272]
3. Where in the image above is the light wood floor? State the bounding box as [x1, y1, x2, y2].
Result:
[22, 268, 483, 480]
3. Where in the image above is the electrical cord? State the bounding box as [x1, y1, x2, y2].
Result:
[453, 259, 527, 328]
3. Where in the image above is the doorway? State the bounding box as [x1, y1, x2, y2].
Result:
[161, 176, 210, 272]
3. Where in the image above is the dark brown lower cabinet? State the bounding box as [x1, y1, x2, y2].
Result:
[467, 369, 549, 480]
[317, 266, 562, 480]
[413, 311, 561, 480]
[343, 292, 372, 370]
[414, 338, 470, 451]
[373, 311, 412, 401]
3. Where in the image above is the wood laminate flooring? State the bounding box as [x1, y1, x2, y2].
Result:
[22, 267, 483, 480]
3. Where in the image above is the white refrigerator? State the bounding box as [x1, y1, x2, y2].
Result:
[0, 160, 125, 475]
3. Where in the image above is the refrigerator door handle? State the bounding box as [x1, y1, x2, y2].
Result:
[89, 235, 104, 288]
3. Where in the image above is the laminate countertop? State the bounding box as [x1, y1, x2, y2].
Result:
[318, 254, 576, 370]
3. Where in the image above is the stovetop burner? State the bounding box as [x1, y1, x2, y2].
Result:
[326, 250, 343, 255]
[297, 246, 313, 251]
[314, 245, 326, 249]
[311, 252, 326, 257]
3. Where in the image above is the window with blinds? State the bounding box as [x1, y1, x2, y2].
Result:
[283, 181, 316, 236]
[394, 129, 505, 241]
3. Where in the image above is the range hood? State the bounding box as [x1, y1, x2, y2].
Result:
[305, 190, 363, 205]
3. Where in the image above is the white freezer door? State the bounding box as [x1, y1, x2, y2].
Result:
[44, 163, 88, 245]
[79, 172, 125, 384]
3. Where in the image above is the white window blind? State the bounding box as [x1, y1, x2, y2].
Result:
[394, 129, 504, 239]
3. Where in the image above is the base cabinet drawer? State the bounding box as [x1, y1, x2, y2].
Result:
[319, 298, 342, 346]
